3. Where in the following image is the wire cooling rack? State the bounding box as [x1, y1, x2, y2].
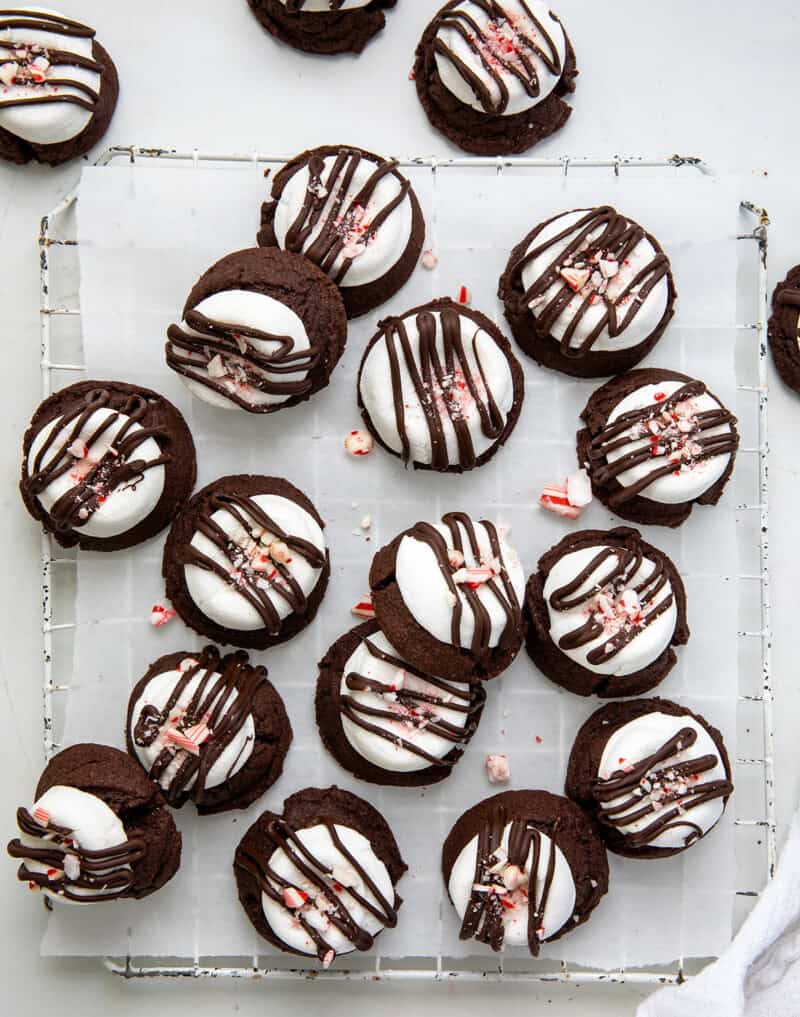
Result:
[36, 148, 773, 988]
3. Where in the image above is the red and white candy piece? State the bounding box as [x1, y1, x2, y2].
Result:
[163, 728, 202, 755]
[447, 548, 465, 569]
[560, 266, 591, 291]
[420, 249, 438, 270]
[150, 604, 176, 628]
[0, 62, 19, 87]
[63, 854, 81, 881]
[32, 806, 50, 827]
[344, 430, 374, 457]
[502, 864, 527, 892]
[539, 484, 581, 520]
[207, 354, 227, 379]
[456, 285, 471, 305]
[486, 754, 510, 784]
[351, 596, 375, 619]
[183, 720, 213, 746]
[282, 886, 308, 910]
[67, 439, 88, 460]
[452, 566, 494, 589]
[269, 540, 292, 565]
[565, 468, 593, 508]
[322, 949, 335, 970]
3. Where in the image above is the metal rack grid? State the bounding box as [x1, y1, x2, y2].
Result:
[36, 147, 773, 988]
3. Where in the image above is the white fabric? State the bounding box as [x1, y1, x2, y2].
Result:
[638, 812, 800, 1017]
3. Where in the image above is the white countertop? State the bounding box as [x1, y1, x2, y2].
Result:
[1, 2, 798, 1014]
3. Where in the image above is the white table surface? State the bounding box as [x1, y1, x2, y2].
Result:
[1, 2, 798, 1014]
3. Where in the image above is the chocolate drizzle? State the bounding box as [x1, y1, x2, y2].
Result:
[23, 387, 170, 532]
[510, 206, 671, 360]
[166, 307, 322, 408]
[405, 513, 521, 661]
[8, 805, 145, 902]
[341, 636, 485, 767]
[377, 305, 506, 469]
[132, 646, 266, 807]
[460, 807, 560, 955]
[282, 147, 410, 285]
[0, 10, 101, 115]
[588, 380, 739, 506]
[235, 817, 398, 963]
[593, 726, 733, 849]
[433, 0, 561, 115]
[285, 0, 350, 9]
[548, 543, 673, 666]
[178, 491, 326, 634]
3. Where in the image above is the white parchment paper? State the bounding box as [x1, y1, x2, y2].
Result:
[41, 161, 742, 971]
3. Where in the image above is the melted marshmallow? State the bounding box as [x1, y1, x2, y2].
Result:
[604, 381, 734, 504]
[25, 407, 166, 539]
[520, 208, 670, 352]
[339, 630, 471, 773]
[184, 493, 326, 632]
[272, 153, 414, 289]
[543, 545, 678, 677]
[597, 711, 728, 851]
[128, 660, 256, 791]
[18, 785, 128, 905]
[433, 0, 567, 117]
[395, 517, 525, 651]
[175, 290, 312, 411]
[261, 823, 394, 956]
[448, 821, 576, 946]
[358, 309, 516, 466]
[0, 7, 102, 145]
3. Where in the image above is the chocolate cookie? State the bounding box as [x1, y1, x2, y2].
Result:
[442, 790, 608, 955]
[165, 248, 348, 414]
[767, 265, 800, 393]
[258, 144, 426, 318]
[126, 645, 292, 815]
[162, 474, 329, 651]
[565, 698, 734, 860]
[357, 297, 525, 473]
[316, 620, 486, 786]
[7, 743, 182, 903]
[0, 9, 119, 166]
[369, 512, 526, 683]
[577, 368, 740, 528]
[525, 527, 689, 698]
[234, 785, 406, 966]
[247, 0, 396, 56]
[20, 380, 197, 552]
[499, 206, 677, 378]
[413, 1, 578, 156]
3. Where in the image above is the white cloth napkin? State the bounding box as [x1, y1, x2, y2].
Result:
[638, 812, 800, 1017]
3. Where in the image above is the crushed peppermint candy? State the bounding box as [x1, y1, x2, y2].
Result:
[67, 439, 88, 460]
[456, 285, 471, 305]
[322, 949, 335, 970]
[207, 354, 227, 378]
[351, 597, 375, 619]
[344, 430, 374, 457]
[63, 854, 81, 881]
[420, 248, 438, 270]
[539, 483, 581, 520]
[565, 468, 593, 508]
[32, 807, 50, 827]
[282, 886, 308, 909]
[150, 604, 176, 628]
[447, 548, 465, 569]
[486, 754, 510, 784]
[451, 565, 495, 589]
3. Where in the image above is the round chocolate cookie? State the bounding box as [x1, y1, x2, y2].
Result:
[442, 790, 608, 955]
[525, 527, 689, 698]
[413, 1, 578, 157]
[316, 620, 486, 786]
[577, 368, 740, 528]
[357, 297, 525, 473]
[768, 265, 800, 393]
[234, 785, 406, 966]
[165, 248, 348, 414]
[162, 474, 329, 651]
[369, 512, 526, 683]
[7, 743, 182, 903]
[126, 645, 293, 815]
[499, 206, 676, 378]
[20, 380, 197, 552]
[257, 144, 425, 318]
[246, 0, 396, 55]
[0, 8, 119, 166]
[565, 698, 734, 860]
